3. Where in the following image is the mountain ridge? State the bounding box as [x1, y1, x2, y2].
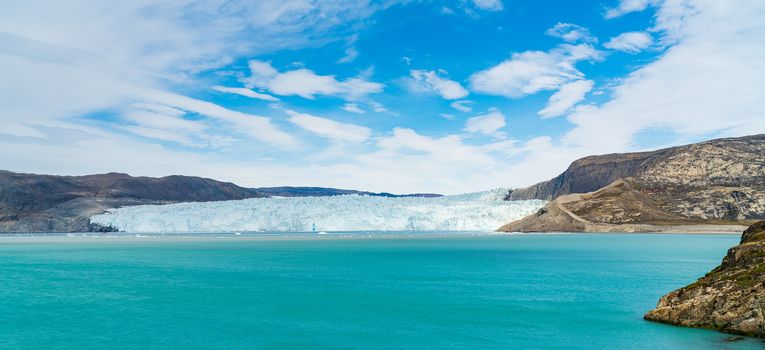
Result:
[0, 170, 440, 233]
[506, 134, 765, 201]
[500, 134, 765, 232]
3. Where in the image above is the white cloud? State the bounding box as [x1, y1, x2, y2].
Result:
[337, 47, 359, 63]
[538, 80, 594, 118]
[0, 1, 390, 79]
[269, 69, 343, 98]
[456, 0, 504, 19]
[342, 77, 386, 101]
[2, 0, 763, 197]
[287, 110, 371, 143]
[339, 129, 564, 193]
[450, 100, 475, 112]
[482, 136, 553, 157]
[464, 109, 506, 139]
[563, 0, 765, 151]
[122, 109, 204, 134]
[469, 44, 602, 98]
[408, 70, 469, 100]
[121, 126, 198, 148]
[337, 34, 360, 64]
[212, 86, 279, 101]
[439, 113, 456, 120]
[0, 0, 556, 195]
[605, 0, 655, 19]
[144, 90, 301, 149]
[343, 103, 365, 114]
[0, 120, 565, 194]
[245, 60, 279, 86]
[369, 101, 388, 113]
[242, 60, 383, 100]
[0, 0, 392, 160]
[604, 31, 653, 53]
[0, 1, 387, 163]
[471, 0, 504, 12]
[376, 128, 494, 163]
[545, 23, 597, 43]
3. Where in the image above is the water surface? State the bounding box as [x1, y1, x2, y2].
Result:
[0, 233, 761, 349]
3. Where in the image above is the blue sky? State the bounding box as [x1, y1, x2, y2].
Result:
[0, 0, 763, 194]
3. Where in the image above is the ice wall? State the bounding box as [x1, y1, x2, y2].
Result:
[90, 189, 546, 232]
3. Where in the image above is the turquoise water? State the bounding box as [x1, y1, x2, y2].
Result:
[0, 234, 762, 349]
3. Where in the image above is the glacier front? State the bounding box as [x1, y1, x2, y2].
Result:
[90, 189, 546, 232]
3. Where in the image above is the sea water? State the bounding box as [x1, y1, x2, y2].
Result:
[0, 233, 761, 349]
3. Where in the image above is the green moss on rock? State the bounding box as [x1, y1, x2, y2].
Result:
[644, 221, 765, 338]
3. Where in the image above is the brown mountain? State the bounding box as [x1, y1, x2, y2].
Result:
[644, 221, 765, 337]
[0, 171, 443, 233]
[500, 134, 765, 233]
[0, 171, 265, 232]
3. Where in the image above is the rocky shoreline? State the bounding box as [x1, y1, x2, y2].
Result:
[644, 222, 765, 337]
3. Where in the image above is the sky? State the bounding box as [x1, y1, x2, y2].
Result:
[0, 0, 763, 194]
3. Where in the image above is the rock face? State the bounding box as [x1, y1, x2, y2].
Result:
[506, 150, 671, 201]
[500, 134, 765, 232]
[644, 222, 765, 337]
[507, 134, 765, 201]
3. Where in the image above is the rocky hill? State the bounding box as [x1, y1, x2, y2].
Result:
[0, 171, 266, 232]
[644, 221, 765, 337]
[0, 171, 441, 233]
[506, 149, 672, 201]
[500, 134, 765, 232]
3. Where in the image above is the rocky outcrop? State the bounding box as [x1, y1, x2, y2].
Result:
[500, 134, 765, 232]
[742, 221, 765, 243]
[506, 150, 670, 200]
[507, 134, 765, 201]
[644, 222, 765, 337]
[500, 179, 754, 233]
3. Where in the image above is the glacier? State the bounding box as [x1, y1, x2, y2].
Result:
[90, 189, 546, 233]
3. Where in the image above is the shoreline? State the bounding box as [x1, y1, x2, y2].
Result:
[576, 224, 749, 235]
[0, 229, 743, 244]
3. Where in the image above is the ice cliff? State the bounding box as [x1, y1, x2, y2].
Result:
[90, 189, 546, 232]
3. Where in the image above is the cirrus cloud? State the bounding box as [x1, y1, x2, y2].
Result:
[212, 86, 279, 101]
[471, 0, 503, 12]
[464, 109, 507, 139]
[287, 110, 371, 143]
[604, 31, 653, 53]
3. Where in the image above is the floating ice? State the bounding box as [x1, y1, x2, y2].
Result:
[90, 189, 545, 232]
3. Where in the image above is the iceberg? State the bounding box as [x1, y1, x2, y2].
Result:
[90, 188, 546, 232]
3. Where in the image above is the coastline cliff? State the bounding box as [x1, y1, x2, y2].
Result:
[644, 221, 765, 337]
